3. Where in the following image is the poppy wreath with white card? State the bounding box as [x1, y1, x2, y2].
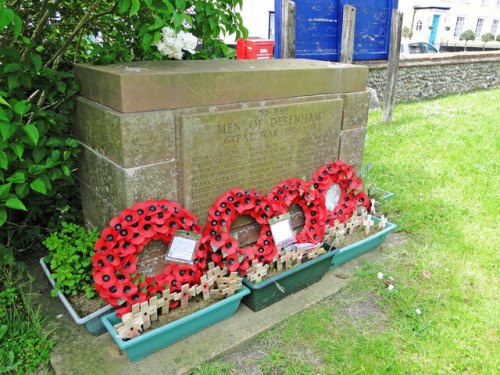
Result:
[92, 199, 206, 316]
[311, 161, 369, 225]
[266, 178, 326, 244]
[200, 188, 278, 275]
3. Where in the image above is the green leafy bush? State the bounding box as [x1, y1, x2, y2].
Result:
[42, 222, 99, 298]
[0, 0, 247, 254]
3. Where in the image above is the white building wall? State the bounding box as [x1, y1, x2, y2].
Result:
[223, 0, 274, 44]
[399, 0, 500, 47]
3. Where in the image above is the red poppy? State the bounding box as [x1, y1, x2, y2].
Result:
[211, 229, 231, 248]
[95, 267, 117, 288]
[120, 209, 141, 225]
[225, 253, 240, 273]
[152, 222, 170, 234]
[127, 293, 147, 306]
[221, 237, 239, 256]
[92, 252, 109, 270]
[146, 283, 165, 298]
[210, 248, 224, 265]
[236, 195, 255, 212]
[354, 191, 372, 211]
[130, 229, 147, 245]
[239, 257, 252, 275]
[239, 245, 256, 260]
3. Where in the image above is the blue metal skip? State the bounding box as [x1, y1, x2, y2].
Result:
[274, 0, 399, 61]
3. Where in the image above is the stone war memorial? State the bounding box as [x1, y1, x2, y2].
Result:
[73, 59, 370, 276]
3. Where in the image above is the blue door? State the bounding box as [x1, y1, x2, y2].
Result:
[274, 0, 398, 61]
[429, 15, 440, 45]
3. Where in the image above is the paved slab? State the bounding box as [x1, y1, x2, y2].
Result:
[29, 234, 401, 375]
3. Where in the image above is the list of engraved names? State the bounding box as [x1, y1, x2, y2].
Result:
[180, 100, 342, 221]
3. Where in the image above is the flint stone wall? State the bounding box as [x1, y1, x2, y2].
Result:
[73, 59, 370, 234]
[365, 51, 499, 104]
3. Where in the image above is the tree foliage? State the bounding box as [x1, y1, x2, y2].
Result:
[459, 29, 475, 51]
[402, 26, 413, 40]
[481, 32, 494, 43]
[0, 0, 247, 253]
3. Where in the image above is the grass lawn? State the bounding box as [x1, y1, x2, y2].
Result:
[193, 89, 500, 374]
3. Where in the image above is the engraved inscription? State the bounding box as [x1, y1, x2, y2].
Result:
[180, 100, 343, 223]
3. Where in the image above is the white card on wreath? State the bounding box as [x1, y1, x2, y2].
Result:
[269, 213, 296, 246]
[165, 230, 200, 264]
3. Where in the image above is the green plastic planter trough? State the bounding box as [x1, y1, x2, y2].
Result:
[331, 216, 396, 268]
[242, 249, 337, 312]
[371, 187, 395, 200]
[101, 285, 250, 362]
[40, 258, 113, 336]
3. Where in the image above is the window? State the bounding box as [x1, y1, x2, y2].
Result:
[268, 11, 275, 40]
[416, 20, 423, 31]
[475, 18, 484, 38]
[454, 16, 465, 37]
[492, 19, 499, 35]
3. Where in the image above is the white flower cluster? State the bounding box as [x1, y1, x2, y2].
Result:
[154, 27, 198, 60]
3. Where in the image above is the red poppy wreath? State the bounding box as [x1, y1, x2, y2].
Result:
[201, 188, 278, 275]
[267, 178, 326, 244]
[92, 199, 207, 316]
[311, 160, 371, 225]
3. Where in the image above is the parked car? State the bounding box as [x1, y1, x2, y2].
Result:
[400, 41, 438, 55]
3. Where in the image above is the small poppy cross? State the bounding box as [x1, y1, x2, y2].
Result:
[280, 249, 294, 270]
[363, 214, 374, 235]
[344, 217, 356, 234]
[115, 312, 143, 340]
[295, 247, 308, 265]
[173, 284, 196, 309]
[273, 254, 284, 272]
[307, 243, 325, 260]
[156, 288, 175, 315]
[323, 225, 336, 244]
[332, 220, 345, 232]
[146, 296, 159, 324]
[379, 215, 388, 229]
[196, 275, 215, 300]
[138, 301, 153, 330]
[354, 211, 366, 226]
[224, 279, 242, 296]
[210, 265, 227, 288]
[219, 271, 240, 286]
[247, 263, 269, 283]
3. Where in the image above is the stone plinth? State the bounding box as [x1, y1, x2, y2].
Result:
[73, 59, 369, 231]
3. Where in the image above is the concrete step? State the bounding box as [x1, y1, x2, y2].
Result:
[29, 234, 401, 375]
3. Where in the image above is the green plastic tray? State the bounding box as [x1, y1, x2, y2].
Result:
[242, 249, 337, 312]
[330, 217, 396, 268]
[101, 285, 250, 362]
[40, 257, 113, 336]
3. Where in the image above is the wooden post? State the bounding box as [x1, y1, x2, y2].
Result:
[382, 10, 403, 122]
[340, 5, 356, 64]
[281, 0, 296, 58]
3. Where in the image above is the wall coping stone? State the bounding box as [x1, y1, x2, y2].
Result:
[74, 59, 368, 113]
[359, 51, 500, 69]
